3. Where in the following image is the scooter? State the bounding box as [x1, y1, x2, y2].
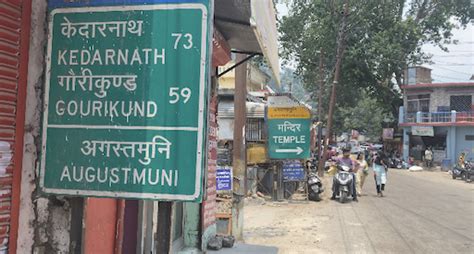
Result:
[452, 164, 466, 180]
[307, 172, 323, 201]
[334, 165, 354, 203]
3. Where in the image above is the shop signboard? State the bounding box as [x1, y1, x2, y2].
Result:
[267, 106, 311, 159]
[412, 126, 434, 137]
[383, 128, 394, 140]
[40, 3, 210, 201]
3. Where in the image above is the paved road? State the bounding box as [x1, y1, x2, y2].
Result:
[242, 169, 474, 254]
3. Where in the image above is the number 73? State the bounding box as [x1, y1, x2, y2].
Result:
[172, 33, 193, 49]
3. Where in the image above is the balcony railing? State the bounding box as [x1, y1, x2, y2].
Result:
[400, 109, 474, 124]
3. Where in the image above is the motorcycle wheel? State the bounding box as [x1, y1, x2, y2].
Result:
[461, 172, 467, 181]
[452, 173, 456, 179]
[339, 191, 347, 203]
[309, 192, 321, 202]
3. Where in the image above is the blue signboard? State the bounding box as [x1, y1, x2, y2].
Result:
[216, 167, 232, 191]
[282, 160, 305, 182]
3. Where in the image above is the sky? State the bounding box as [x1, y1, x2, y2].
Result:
[275, 3, 474, 83]
[421, 24, 474, 82]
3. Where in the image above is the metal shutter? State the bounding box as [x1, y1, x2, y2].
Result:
[0, 1, 29, 253]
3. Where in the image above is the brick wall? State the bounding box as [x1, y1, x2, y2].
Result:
[429, 88, 474, 112]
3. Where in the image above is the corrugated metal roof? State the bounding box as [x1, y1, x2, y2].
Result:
[218, 100, 265, 118]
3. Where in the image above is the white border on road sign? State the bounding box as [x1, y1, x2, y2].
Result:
[40, 4, 208, 201]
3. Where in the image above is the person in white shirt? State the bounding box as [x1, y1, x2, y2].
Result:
[424, 147, 433, 168]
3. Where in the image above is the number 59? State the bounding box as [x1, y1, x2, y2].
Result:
[169, 87, 191, 104]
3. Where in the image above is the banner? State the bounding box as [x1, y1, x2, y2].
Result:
[382, 128, 394, 140]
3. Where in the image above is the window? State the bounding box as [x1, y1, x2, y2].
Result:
[246, 118, 265, 141]
[407, 68, 416, 85]
[406, 94, 430, 113]
[450, 95, 472, 112]
[466, 135, 474, 141]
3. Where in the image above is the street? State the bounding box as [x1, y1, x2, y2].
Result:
[242, 169, 474, 254]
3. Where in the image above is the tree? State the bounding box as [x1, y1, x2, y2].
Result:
[279, 0, 471, 132]
[338, 94, 394, 141]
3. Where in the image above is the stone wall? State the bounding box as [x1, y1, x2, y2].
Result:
[17, 1, 73, 253]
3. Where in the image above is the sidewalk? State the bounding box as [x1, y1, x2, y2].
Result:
[207, 243, 278, 254]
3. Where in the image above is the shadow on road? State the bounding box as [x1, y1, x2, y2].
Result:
[207, 243, 279, 254]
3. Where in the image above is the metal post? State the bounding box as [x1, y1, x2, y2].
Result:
[114, 200, 125, 254]
[272, 164, 277, 201]
[70, 198, 84, 254]
[232, 53, 248, 240]
[277, 163, 284, 201]
[317, 49, 324, 176]
[156, 202, 172, 254]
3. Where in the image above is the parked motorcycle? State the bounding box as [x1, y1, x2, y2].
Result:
[334, 165, 353, 203]
[394, 158, 405, 169]
[463, 161, 473, 183]
[452, 164, 467, 180]
[307, 172, 323, 201]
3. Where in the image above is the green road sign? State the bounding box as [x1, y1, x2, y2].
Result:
[40, 4, 210, 201]
[268, 119, 311, 159]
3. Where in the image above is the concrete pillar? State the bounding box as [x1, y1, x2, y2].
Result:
[183, 203, 201, 249]
[18, 1, 76, 253]
[403, 128, 410, 161]
[416, 111, 422, 123]
[447, 126, 457, 163]
[451, 110, 457, 123]
[399, 106, 404, 124]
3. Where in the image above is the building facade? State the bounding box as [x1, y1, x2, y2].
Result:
[0, 0, 279, 253]
[399, 67, 474, 166]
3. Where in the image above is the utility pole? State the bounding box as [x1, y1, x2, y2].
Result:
[320, 0, 350, 172]
[317, 48, 324, 177]
[232, 53, 248, 240]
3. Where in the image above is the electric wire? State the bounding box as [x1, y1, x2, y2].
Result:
[434, 66, 473, 75]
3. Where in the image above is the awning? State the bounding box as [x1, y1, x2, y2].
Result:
[218, 100, 265, 118]
[215, 0, 280, 86]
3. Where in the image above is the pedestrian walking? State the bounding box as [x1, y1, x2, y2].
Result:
[373, 151, 388, 197]
[355, 153, 369, 196]
[424, 147, 433, 168]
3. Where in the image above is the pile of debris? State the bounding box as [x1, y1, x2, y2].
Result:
[207, 235, 236, 251]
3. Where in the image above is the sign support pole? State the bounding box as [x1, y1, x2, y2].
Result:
[272, 164, 277, 201]
[156, 202, 172, 254]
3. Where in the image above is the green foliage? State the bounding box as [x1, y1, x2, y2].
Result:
[337, 95, 394, 140]
[280, 67, 317, 108]
[279, 0, 471, 136]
